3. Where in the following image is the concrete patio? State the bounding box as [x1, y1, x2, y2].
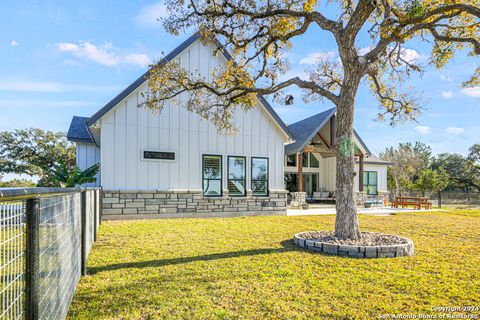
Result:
[287, 204, 434, 216]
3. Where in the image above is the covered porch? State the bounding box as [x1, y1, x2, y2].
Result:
[284, 108, 379, 207]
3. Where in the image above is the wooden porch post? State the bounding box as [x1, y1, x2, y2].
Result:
[297, 152, 303, 192]
[359, 154, 364, 192]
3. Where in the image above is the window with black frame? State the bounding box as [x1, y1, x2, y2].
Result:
[228, 156, 246, 196]
[203, 155, 222, 196]
[363, 171, 378, 195]
[252, 157, 268, 196]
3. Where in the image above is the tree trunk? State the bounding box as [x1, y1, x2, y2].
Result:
[334, 74, 361, 240]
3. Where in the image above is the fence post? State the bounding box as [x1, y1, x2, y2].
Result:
[438, 191, 442, 209]
[99, 188, 102, 225]
[80, 190, 87, 276]
[93, 190, 98, 241]
[25, 198, 40, 320]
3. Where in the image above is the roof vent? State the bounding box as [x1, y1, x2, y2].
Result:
[285, 95, 294, 105]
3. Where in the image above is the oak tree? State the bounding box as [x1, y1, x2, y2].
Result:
[147, 0, 480, 239]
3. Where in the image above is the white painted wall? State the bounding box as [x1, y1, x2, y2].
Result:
[355, 163, 388, 193]
[97, 38, 287, 191]
[75, 142, 101, 187]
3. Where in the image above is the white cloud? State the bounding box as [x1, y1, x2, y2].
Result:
[440, 73, 453, 83]
[414, 125, 432, 135]
[56, 41, 151, 67]
[299, 51, 336, 65]
[136, 2, 168, 28]
[357, 46, 421, 64]
[357, 46, 373, 56]
[0, 100, 97, 108]
[10, 40, 19, 46]
[400, 48, 421, 63]
[0, 80, 120, 93]
[462, 87, 480, 98]
[446, 127, 465, 135]
[441, 91, 453, 99]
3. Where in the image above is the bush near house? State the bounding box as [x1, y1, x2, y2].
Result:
[69, 210, 480, 319]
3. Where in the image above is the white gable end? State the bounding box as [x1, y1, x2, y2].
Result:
[98, 37, 287, 191]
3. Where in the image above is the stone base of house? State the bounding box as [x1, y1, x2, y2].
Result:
[101, 189, 288, 220]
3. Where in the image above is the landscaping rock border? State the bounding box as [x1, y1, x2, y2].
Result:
[293, 231, 414, 258]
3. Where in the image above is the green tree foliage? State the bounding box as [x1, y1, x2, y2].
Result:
[0, 179, 36, 188]
[413, 168, 449, 195]
[380, 142, 431, 194]
[49, 162, 100, 188]
[0, 128, 76, 186]
[431, 150, 480, 192]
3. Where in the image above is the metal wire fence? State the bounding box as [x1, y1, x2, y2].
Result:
[0, 201, 25, 320]
[0, 188, 101, 320]
[389, 190, 480, 207]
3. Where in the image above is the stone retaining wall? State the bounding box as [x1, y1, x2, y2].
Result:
[101, 189, 288, 219]
[293, 232, 414, 258]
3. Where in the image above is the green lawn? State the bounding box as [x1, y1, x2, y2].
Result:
[69, 210, 480, 319]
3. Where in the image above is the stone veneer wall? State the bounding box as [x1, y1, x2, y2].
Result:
[101, 189, 288, 219]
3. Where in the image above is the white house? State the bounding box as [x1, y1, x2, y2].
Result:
[67, 33, 390, 219]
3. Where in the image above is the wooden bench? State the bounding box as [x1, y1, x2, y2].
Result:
[392, 196, 431, 210]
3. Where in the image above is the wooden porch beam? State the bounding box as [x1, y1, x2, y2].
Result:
[359, 154, 364, 192]
[317, 133, 331, 149]
[297, 153, 303, 192]
[330, 115, 335, 147]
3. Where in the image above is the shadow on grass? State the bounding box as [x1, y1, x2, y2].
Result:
[89, 239, 300, 275]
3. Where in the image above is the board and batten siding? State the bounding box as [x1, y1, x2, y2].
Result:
[98, 38, 287, 191]
[76, 142, 101, 187]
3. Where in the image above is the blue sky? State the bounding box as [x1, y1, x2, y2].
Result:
[1, 0, 479, 161]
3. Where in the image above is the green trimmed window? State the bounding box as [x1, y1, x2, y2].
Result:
[363, 171, 378, 195]
[203, 155, 222, 196]
[228, 156, 246, 196]
[251, 158, 268, 196]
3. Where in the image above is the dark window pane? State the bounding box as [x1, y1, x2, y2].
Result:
[302, 153, 308, 167]
[252, 181, 267, 196]
[203, 155, 222, 196]
[203, 179, 221, 196]
[312, 173, 318, 192]
[228, 157, 245, 179]
[203, 156, 221, 179]
[369, 172, 377, 185]
[286, 154, 296, 166]
[228, 180, 246, 196]
[252, 158, 268, 180]
[310, 154, 319, 168]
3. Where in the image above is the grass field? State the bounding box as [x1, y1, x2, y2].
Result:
[68, 210, 480, 319]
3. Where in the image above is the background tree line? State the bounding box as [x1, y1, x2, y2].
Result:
[0, 128, 99, 187]
[380, 142, 480, 195]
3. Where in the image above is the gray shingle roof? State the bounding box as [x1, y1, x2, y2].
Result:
[284, 107, 372, 156]
[67, 116, 94, 143]
[285, 107, 336, 155]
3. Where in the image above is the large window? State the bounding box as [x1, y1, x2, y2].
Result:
[302, 153, 309, 167]
[251, 157, 269, 196]
[363, 171, 378, 195]
[228, 156, 246, 196]
[310, 153, 319, 168]
[286, 154, 296, 167]
[203, 155, 222, 196]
